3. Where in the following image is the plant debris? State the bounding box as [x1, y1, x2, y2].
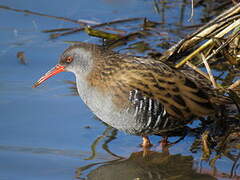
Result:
[16, 51, 26, 65]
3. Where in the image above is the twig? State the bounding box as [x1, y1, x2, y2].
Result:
[42, 27, 74, 33]
[49, 17, 144, 39]
[228, 80, 240, 89]
[232, 0, 239, 5]
[175, 18, 240, 68]
[186, 61, 210, 80]
[107, 31, 143, 49]
[16, 51, 27, 65]
[84, 134, 104, 160]
[201, 130, 211, 160]
[102, 129, 123, 159]
[50, 27, 85, 38]
[0, 5, 87, 26]
[201, 53, 217, 88]
[84, 126, 120, 160]
[84, 26, 122, 40]
[188, 0, 194, 22]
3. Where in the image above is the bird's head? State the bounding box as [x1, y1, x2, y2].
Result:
[32, 43, 95, 88]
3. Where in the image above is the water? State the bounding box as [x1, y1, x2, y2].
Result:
[0, 0, 239, 179]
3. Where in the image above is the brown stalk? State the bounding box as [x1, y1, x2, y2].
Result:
[198, 29, 240, 67]
[179, 3, 240, 52]
[201, 53, 217, 88]
[175, 18, 240, 68]
[50, 17, 144, 39]
[186, 61, 210, 80]
[228, 80, 240, 90]
[0, 5, 87, 26]
[160, 3, 240, 62]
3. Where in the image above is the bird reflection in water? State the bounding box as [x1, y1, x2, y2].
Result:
[76, 150, 217, 180]
[77, 119, 239, 180]
[73, 121, 239, 180]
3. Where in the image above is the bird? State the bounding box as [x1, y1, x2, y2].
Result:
[33, 42, 230, 148]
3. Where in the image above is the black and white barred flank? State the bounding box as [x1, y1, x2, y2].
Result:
[128, 89, 179, 134]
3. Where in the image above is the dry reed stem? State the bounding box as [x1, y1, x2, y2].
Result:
[198, 29, 240, 66]
[201, 53, 217, 88]
[160, 4, 240, 62]
[186, 61, 210, 80]
[0, 5, 87, 26]
[175, 18, 240, 68]
[179, 3, 240, 52]
[50, 17, 144, 39]
[188, 0, 194, 22]
[228, 80, 240, 89]
[201, 130, 210, 160]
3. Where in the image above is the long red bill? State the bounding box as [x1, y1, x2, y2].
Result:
[32, 64, 65, 88]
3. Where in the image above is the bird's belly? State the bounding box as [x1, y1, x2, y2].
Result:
[76, 81, 145, 134]
[84, 97, 145, 135]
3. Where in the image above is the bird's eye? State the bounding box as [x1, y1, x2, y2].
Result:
[65, 56, 73, 63]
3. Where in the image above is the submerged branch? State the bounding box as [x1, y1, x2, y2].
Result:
[0, 5, 87, 26]
[85, 26, 122, 40]
[49, 17, 144, 39]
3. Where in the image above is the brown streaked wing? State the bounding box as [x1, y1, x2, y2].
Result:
[109, 58, 214, 119]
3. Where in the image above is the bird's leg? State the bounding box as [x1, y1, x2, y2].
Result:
[159, 136, 170, 153]
[161, 136, 168, 146]
[141, 136, 153, 148]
